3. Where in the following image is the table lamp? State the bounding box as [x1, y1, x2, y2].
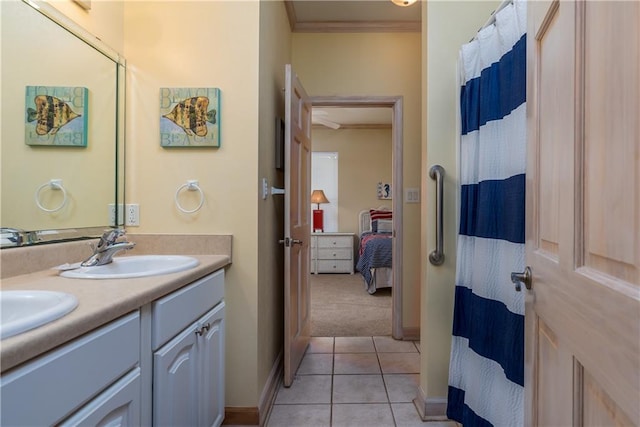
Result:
[310, 190, 329, 232]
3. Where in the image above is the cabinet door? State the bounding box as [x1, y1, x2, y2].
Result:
[59, 368, 141, 427]
[153, 325, 199, 426]
[0, 312, 139, 426]
[199, 303, 226, 427]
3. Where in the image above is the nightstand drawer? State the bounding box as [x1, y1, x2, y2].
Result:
[317, 260, 353, 273]
[317, 248, 352, 260]
[317, 236, 352, 248]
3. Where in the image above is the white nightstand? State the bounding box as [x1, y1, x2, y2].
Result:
[311, 232, 355, 274]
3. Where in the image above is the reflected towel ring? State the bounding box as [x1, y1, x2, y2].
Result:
[175, 180, 204, 214]
[35, 179, 68, 213]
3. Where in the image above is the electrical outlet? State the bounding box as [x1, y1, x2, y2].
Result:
[126, 204, 139, 226]
[108, 203, 124, 226]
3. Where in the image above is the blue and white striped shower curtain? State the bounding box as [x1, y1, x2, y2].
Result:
[447, 1, 527, 426]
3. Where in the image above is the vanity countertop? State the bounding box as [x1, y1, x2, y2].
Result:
[0, 254, 230, 373]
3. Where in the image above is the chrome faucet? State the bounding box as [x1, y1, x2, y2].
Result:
[81, 229, 136, 267]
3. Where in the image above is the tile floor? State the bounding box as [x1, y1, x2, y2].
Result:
[264, 336, 457, 427]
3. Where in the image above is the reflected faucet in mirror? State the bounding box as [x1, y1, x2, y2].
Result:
[0, 228, 31, 247]
[81, 229, 135, 267]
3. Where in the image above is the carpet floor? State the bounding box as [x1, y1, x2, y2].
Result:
[310, 273, 392, 337]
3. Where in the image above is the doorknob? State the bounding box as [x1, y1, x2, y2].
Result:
[278, 237, 302, 247]
[511, 266, 532, 292]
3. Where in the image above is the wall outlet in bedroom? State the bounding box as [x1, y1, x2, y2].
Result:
[405, 188, 420, 203]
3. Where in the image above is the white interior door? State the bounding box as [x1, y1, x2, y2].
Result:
[525, 1, 639, 425]
[283, 64, 312, 387]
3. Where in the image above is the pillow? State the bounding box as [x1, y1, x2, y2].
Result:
[372, 219, 393, 233]
[369, 209, 392, 221]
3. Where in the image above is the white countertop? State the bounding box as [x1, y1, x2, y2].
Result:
[0, 254, 231, 373]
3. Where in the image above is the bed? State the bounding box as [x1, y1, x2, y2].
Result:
[355, 208, 393, 294]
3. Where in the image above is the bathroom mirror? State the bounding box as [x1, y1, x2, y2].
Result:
[1, 0, 125, 247]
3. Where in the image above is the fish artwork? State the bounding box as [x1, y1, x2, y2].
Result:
[27, 95, 81, 135]
[162, 96, 217, 137]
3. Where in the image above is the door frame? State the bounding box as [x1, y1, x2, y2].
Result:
[310, 95, 404, 339]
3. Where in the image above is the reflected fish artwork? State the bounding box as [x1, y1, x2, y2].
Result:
[160, 88, 221, 147]
[25, 86, 88, 146]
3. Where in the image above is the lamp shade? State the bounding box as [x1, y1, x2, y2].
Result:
[310, 190, 329, 205]
[391, 0, 417, 6]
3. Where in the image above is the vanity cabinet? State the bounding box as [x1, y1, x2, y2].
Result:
[0, 268, 226, 427]
[151, 269, 225, 427]
[0, 311, 140, 426]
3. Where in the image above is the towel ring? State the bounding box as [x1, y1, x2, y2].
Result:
[35, 179, 68, 213]
[175, 180, 204, 214]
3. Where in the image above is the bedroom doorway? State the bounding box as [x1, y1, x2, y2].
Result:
[309, 96, 404, 339]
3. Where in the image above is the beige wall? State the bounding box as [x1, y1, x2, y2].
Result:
[312, 128, 392, 235]
[123, 1, 261, 407]
[256, 0, 291, 406]
[292, 32, 422, 328]
[49, 0, 124, 53]
[420, 0, 500, 405]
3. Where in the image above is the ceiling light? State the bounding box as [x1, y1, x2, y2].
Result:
[391, 0, 417, 6]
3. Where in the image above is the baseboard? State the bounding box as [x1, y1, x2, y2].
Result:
[222, 407, 259, 425]
[414, 385, 449, 421]
[258, 350, 283, 426]
[402, 326, 420, 341]
[223, 351, 283, 426]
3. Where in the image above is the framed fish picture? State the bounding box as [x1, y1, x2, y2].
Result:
[25, 86, 88, 146]
[159, 87, 221, 147]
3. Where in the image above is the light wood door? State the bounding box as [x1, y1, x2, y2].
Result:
[526, 1, 639, 425]
[283, 64, 312, 387]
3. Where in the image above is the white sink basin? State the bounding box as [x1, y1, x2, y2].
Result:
[60, 255, 199, 279]
[0, 290, 78, 340]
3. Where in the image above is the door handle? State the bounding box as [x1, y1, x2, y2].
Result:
[278, 237, 302, 247]
[511, 266, 532, 292]
[428, 165, 445, 266]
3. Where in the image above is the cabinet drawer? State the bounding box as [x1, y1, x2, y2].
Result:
[152, 269, 224, 350]
[317, 260, 353, 273]
[317, 236, 352, 248]
[317, 248, 352, 260]
[0, 311, 139, 426]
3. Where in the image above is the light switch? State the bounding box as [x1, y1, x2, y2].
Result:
[405, 188, 420, 203]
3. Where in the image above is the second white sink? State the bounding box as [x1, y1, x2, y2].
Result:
[60, 255, 199, 279]
[1, 290, 78, 339]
